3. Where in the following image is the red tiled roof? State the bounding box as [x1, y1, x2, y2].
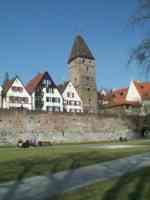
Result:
[133, 80, 150, 100]
[26, 73, 44, 94]
[111, 88, 128, 105]
[26, 72, 57, 94]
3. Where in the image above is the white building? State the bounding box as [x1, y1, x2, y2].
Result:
[59, 81, 83, 113]
[2, 77, 32, 110]
[126, 80, 150, 103]
[26, 71, 63, 112]
[126, 80, 142, 103]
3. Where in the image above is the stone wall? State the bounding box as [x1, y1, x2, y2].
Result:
[0, 110, 141, 145]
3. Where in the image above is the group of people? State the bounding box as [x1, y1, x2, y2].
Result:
[17, 139, 40, 148]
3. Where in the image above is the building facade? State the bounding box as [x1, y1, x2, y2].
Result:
[59, 81, 83, 113]
[2, 77, 32, 110]
[68, 35, 98, 113]
[26, 72, 63, 112]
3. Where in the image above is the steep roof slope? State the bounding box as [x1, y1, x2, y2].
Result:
[133, 80, 150, 100]
[26, 72, 56, 94]
[68, 35, 95, 64]
[57, 81, 69, 94]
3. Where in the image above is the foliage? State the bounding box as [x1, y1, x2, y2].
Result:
[130, 0, 150, 72]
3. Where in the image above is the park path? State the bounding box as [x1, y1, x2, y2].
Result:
[0, 152, 150, 200]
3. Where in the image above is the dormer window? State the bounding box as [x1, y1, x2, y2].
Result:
[120, 92, 124, 96]
[141, 85, 144, 89]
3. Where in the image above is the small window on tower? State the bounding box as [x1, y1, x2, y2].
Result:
[89, 98, 91, 103]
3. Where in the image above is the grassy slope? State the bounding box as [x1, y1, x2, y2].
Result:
[0, 140, 150, 183]
[56, 167, 150, 200]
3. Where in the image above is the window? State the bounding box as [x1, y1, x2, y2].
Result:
[87, 66, 89, 72]
[89, 98, 91, 103]
[76, 101, 81, 106]
[50, 88, 54, 93]
[64, 100, 67, 104]
[12, 86, 23, 92]
[120, 92, 124, 96]
[9, 96, 28, 104]
[82, 59, 85, 63]
[52, 97, 55, 103]
[46, 87, 49, 93]
[46, 97, 49, 102]
[46, 106, 53, 112]
[54, 107, 60, 112]
[72, 93, 74, 98]
[87, 88, 90, 91]
[79, 58, 85, 64]
[67, 92, 70, 97]
[22, 97, 29, 103]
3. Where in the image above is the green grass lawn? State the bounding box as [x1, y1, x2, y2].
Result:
[55, 166, 150, 200]
[0, 139, 150, 183]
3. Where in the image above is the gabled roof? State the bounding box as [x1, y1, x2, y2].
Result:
[26, 72, 56, 94]
[111, 88, 129, 105]
[68, 35, 95, 64]
[57, 81, 69, 94]
[133, 80, 150, 100]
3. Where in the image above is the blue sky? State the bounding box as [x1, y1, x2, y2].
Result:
[0, 0, 147, 89]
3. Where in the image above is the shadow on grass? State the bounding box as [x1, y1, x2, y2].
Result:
[102, 168, 150, 200]
[1, 154, 81, 200]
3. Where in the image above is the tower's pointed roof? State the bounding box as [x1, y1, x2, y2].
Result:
[68, 35, 95, 64]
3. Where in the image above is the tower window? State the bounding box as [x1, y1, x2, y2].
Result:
[79, 58, 85, 64]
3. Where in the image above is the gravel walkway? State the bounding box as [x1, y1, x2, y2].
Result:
[0, 152, 150, 200]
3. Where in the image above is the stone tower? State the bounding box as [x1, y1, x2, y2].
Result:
[68, 35, 97, 113]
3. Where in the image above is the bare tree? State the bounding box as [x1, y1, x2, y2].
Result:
[130, 0, 150, 73]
